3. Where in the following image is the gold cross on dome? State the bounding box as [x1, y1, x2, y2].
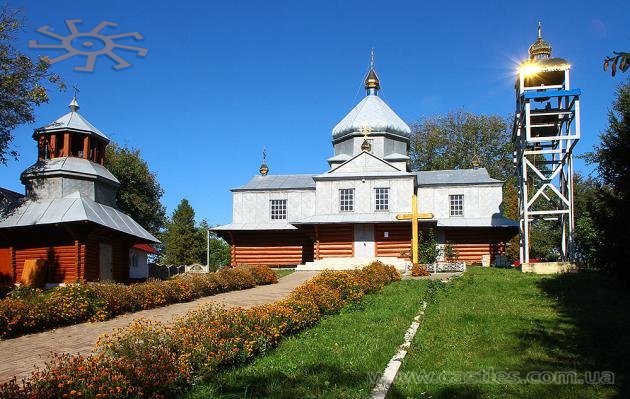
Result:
[359, 125, 372, 139]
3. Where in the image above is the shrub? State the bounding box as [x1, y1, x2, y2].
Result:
[0, 263, 401, 398]
[411, 263, 431, 277]
[47, 284, 101, 325]
[0, 266, 278, 339]
[217, 267, 257, 291]
[444, 241, 459, 262]
[419, 229, 440, 264]
[235, 265, 278, 285]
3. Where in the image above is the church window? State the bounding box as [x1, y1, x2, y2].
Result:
[270, 199, 287, 220]
[339, 188, 354, 212]
[449, 194, 464, 216]
[375, 188, 389, 211]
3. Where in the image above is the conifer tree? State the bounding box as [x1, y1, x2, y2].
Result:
[161, 199, 203, 265]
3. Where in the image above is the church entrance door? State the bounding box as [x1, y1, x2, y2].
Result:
[354, 224, 375, 258]
[99, 243, 113, 281]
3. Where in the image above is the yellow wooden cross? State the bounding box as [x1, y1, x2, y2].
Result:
[396, 193, 434, 264]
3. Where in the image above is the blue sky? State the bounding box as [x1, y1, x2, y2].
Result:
[2, 0, 628, 225]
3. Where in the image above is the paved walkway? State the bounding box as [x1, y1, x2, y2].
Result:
[0, 271, 317, 384]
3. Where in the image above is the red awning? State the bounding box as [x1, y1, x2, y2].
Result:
[132, 243, 158, 254]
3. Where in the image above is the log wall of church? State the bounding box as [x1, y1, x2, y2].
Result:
[13, 244, 79, 283]
[315, 224, 354, 258]
[0, 224, 138, 284]
[83, 230, 132, 282]
[0, 247, 12, 282]
[444, 228, 516, 263]
[374, 223, 411, 258]
[231, 230, 313, 266]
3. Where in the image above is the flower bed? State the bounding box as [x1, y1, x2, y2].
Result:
[0, 265, 277, 339]
[427, 261, 467, 273]
[0, 261, 400, 398]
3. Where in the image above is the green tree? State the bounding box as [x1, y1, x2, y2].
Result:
[105, 143, 166, 236]
[0, 7, 64, 164]
[573, 173, 602, 268]
[161, 199, 204, 265]
[409, 110, 514, 180]
[586, 80, 630, 279]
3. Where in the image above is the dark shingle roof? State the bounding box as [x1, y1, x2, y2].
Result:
[0, 187, 24, 203]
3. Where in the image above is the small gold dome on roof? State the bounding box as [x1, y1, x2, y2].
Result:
[529, 22, 552, 60]
[259, 163, 269, 176]
[365, 68, 380, 90]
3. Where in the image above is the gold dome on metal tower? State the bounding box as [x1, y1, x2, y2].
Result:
[528, 22, 552, 59]
[518, 23, 570, 80]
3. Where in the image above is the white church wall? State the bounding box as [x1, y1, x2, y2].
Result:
[352, 136, 384, 158]
[333, 135, 408, 160]
[416, 184, 503, 218]
[383, 137, 407, 156]
[331, 154, 398, 174]
[232, 190, 316, 223]
[315, 177, 414, 215]
[334, 140, 353, 156]
[388, 161, 407, 171]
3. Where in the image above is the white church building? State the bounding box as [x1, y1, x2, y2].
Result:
[213, 62, 517, 269]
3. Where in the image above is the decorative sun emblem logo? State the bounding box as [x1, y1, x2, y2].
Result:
[28, 19, 148, 72]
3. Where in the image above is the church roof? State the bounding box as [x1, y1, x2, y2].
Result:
[292, 213, 421, 225]
[232, 174, 316, 191]
[415, 168, 502, 186]
[21, 157, 119, 185]
[0, 187, 24, 203]
[36, 98, 109, 141]
[212, 222, 298, 231]
[332, 95, 411, 140]
[0, 192, 158, 242]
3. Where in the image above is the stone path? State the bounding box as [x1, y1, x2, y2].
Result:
[371, 301, 428, 399]
[0, 271, 317, 384]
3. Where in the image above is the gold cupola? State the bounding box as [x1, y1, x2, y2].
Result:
[528, 22, 552, 60]
[365, 69, 380, 91]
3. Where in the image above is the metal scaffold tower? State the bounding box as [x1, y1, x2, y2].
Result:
[513, 23, 581, 263]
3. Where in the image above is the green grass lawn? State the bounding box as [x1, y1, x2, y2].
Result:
[389, 268, 630, 399]
[182, 280, 428, 399]
[274, 268, 295, 279]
